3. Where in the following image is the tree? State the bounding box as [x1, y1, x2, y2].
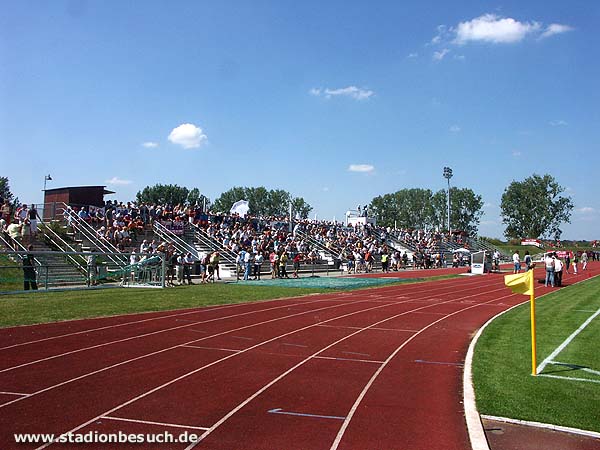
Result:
[500, 174, 573, 240]
[369, 186, 484, 234]
[369, 188, 436, 229]
[0, 176, 18, 208]
[212, 186, 312, 218]
[136, 184, 206, 206]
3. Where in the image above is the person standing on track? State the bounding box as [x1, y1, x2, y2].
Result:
[554, 254, 564, 287]
[544, 253, 555, 287]
[512, 250, 521, 274]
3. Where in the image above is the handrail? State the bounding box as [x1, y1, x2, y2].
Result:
[35, 221, 88, 275]
[295, 230, 341, 261]
[60, 206, 127, 269]
[153, 221, 199, 258]
[193, 227, 237, 264]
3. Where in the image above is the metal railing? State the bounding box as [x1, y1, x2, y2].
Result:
[153, 221, 199, 258]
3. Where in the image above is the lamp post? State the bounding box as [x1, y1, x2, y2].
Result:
[443, 167, 453, 235]
[43, 174, 52, 192]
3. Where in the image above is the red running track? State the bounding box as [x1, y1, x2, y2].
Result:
[0, 265, 597, 450]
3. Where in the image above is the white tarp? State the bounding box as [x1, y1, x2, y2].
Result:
[230, 200, 250, 218]
[454, 248, 471, 253]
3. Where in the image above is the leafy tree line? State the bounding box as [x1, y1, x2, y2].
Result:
[368, 187, 484, 235]
[1, 173, 575, 238]
[136, 184, 312, 219]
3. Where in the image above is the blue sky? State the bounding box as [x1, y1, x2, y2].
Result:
[1, 1, 598, 239]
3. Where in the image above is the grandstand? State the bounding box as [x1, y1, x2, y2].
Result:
[0, 199, 509, 292]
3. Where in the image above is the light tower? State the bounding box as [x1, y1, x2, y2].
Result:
[443, 167, 453, 235]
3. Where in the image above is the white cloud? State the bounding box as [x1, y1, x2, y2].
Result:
[311, 86, 374, 100]
[512, 150, 522, 157]
[549, 119, 568, 127]
[454, 14, 541, 44]
[142, 142, 158, 148]
[348, 164, 375, 173]
[540, 24, 574, 39]
[168, 123, 207, 149]
[483, 202, 495, 208]
[407, 52, 419, 58]
[106, 177, 132, 185]
[433, 48, 450, 60]
[449, 125, 461, 133]
[577, 207, 595, 214]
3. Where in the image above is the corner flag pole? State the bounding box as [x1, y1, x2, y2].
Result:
[529, 269, 537, 376]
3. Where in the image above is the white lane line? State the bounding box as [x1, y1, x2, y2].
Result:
[0, 391, 29, 396]
[316, 324, 418, 333]
[35, 300, 404, 450]
[231, 336, 253, 341]
[181, 345, 240, 353]
[342, 351, 370, 357]
[281, 343, 308, 348]
[32, 276, 496, 448]
[0, 300, 282, 351]
[414, 360, 463, 367]
[315, 356, 384, 365]
[481, 414, 600, 439]
[537, 308, 600, 374]
[267, 408, 345, 421]
[0, 299, 324, 373]
[184, 284, 512, 450]
[1, 299, 372, 411]
[102, 415, 210, 431]
[329, 291, 518, 450]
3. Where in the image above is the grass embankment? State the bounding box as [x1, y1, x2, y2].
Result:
[0, 284, 327, 328]
[473, 275, 600, 432]
[0, 274, 459, 328]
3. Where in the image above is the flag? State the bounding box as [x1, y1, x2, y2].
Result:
[504, 270, 533, 296]
[230, 200, 250, 218]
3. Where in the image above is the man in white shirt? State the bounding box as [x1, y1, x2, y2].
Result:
[544, 253, 555, 287]
[512, 251, 521, 274]
[554, 256, 564, 287]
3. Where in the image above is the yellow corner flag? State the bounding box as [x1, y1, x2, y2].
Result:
[504, 271, 533, 296]
[504, 269, 537, 376]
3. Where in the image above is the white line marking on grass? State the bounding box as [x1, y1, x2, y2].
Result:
[481, 414, 600, 439]
[551, 361, 600, 376]
[537, 308, 600, 374]
[575, 310, 596, 313]
[267, 408, 345, 421]
[538, 374, 600, 384]
[102, 415, 210, 431]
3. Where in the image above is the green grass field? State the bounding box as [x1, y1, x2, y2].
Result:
[473, 275, 600, 433]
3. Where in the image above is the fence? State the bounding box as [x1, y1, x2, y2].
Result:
[0, 250, 165, 294]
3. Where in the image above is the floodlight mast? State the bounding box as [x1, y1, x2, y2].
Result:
[443, 167, 453, 236]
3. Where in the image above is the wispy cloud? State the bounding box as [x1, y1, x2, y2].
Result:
[449, 125, 461, 133]
[168, 123, 207, 149]
[348, 164, 375, 173]
[540, 24, 574, 39]
[407, 52, 419, 58]
[512, 149, 522, 157]
[106, 177, 132, 185]
[433, 48, 450, 60]
[142, 142, 159, 148]
[577, 207, 595, 214]
[310, 86, 374, 100]
[549, 119, 568, 127]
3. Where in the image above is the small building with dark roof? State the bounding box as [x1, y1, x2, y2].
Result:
[43, 186, 115, 219]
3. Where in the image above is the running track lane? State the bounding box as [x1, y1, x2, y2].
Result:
[1, 266, 597, 449]
[0, 276, 490, 448]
